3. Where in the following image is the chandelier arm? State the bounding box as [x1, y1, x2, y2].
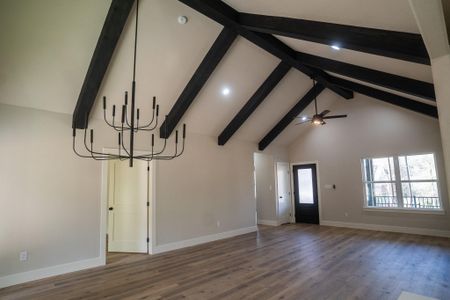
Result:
[125, 109, 132, 129]
[103, 109, 134, 132]
[120, 125, 132, 157]
[171, 124, 186, 158]
[73, 132, 96, 159]
[81, 127, 120, 158]
[88, 131, 122, 160]
[134, 134, 168, 159]
[136, 104, 159, 131]
[137, 114, 159, 131]
[135, 115, 169, 159]
[103, 109, 125, 132]
[136, 132, 186, 161]
[148, 131, 179, 160]
[88, 143, 115, 161]
[136, 97, 156, 129]
[174, 138, 186, 158]
[150, 124, 186, 159]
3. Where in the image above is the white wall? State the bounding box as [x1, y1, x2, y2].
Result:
[409, 0, 450, 206]
[254, 153, 277, 223]
[155, 134, 256, 245]
[0, 103, 257, 285]
[0, 104, 102, 278]
[288, 95, 450, 231]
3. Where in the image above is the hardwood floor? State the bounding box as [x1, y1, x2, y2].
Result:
[1, 224, 450, 300]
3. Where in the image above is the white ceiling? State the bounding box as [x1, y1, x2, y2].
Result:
[0, 0, 437, 148]
[223, 0, 420, 33]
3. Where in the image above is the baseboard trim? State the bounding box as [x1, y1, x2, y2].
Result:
[153, 226, 257, 254]
[0, 256, 104, 289]
[321, 220, 450, 238]
[257, 219, 279, 226]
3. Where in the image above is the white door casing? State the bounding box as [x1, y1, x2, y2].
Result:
[276, 162, 291, 224]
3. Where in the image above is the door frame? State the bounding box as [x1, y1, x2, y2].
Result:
[289, 161, 322, 224]
[99, 149, 157, 264]
[275, 162, 292, 225]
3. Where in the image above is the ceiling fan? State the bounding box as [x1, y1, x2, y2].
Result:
[296, 81, 348, 126]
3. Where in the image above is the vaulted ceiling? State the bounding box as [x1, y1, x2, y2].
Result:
[0, 0, 441, 149]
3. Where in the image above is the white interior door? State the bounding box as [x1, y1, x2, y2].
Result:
[277, 162, 291, 224]
[108, 160, 148, 253]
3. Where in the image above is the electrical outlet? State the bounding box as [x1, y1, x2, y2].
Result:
[344, 212, 349, 217]
[19, 250, 28, 262]
[217, 220, 221, 227]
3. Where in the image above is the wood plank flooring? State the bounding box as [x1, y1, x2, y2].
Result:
[1, 224, 450, 300]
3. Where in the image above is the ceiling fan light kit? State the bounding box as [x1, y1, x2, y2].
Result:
[296, 80, 348, 126]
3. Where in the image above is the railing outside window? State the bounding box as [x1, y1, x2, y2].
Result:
[372, 196, 441, 209]
[362, 154, 442, 211]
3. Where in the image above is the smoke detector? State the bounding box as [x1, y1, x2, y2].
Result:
[178, 16, 188, 24]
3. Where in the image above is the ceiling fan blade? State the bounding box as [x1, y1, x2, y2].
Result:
[319, 110, 330, 117]
[295, 119, 311, 125]
[323, 114, 348, 119]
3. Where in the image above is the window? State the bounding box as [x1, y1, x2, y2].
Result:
[362, 154, 441, 210]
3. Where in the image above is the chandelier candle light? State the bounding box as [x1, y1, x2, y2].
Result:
[73, 0, 186, 167]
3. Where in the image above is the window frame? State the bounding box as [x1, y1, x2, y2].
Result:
[361, 153, 444, 214]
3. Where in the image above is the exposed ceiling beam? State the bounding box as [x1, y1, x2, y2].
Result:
[330, 77, 438, 118]
[240, 31, 353, 99]
[239, 13, 430, 65]
[218, 61, 291, 146]
[258, 83, 325, 151]
[296, 52, 436, 101]
[72, 0, 135, 129]
[177, 0, 353, 100]
[159, 27, 237, 138]
[443, 0, 450, 44]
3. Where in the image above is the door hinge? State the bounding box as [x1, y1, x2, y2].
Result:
[147, 166, 150, 171]
[146, 237, 150, 243]
[147, 202, 150, 207]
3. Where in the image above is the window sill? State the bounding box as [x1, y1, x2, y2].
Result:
[363, 207, 445, 215]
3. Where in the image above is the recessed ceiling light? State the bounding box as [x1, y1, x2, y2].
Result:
[222, 87, 230, 96]
[331, 45, 340, 50]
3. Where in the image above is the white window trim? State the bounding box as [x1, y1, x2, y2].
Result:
[363, 207, 445, 215]
[361, 153, 444, 213]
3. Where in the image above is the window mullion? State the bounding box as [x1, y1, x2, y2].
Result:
[393, 156, 403, 208]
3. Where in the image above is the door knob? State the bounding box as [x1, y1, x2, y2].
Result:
[279, 196, 283, 199]
[109, 207, 114, 211]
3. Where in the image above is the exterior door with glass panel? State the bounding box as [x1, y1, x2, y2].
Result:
[293, 164, 319, 224]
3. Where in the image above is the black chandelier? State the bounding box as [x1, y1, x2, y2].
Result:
[73, 0, 186, 167]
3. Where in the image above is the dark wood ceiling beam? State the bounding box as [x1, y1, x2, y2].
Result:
[177, 0, 353, 100]
[72, 0, 135, 129]
[330, 76, 438, 118]
[239, 13, 430, 65]
[296, 52, 436, 101]
[218, 61, 291, 146]
[258, 83, 325, 151]
[159, 27, 237, 138]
